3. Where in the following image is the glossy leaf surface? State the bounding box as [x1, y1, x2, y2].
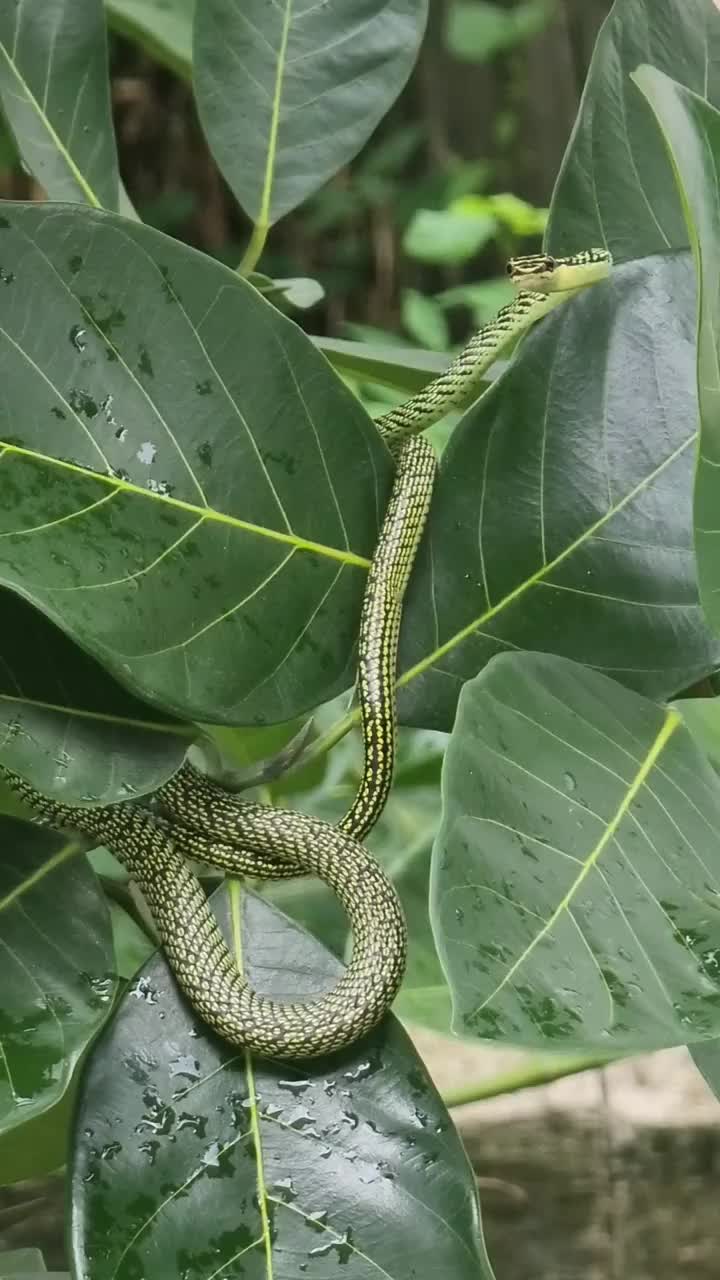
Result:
[633, 70, 720, 653]
[547, 0, 720, 261]
[398, 255, 719, 732]
[433, 652, 720, 1051]
[71, 890, 493, 1279]
[0, 819, 114, 1137]
[0, 203, 390, 726]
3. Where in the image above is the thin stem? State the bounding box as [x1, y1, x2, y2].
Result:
[239, 221, 270, 276]
[441, 1052, 621, 1108]
[293, 706, 360, 773]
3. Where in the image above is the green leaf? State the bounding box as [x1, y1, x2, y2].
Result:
[0, 202, 391, 727]
[674, 696, 720, 773]
[434, 651, 720, 1051]
[446, 0, 553, 63]
[0, 1053, 82, 1184]
[109, 903, 154, 979]
[437, 279, 515, 328]
[250, 272, 325, 312]
[403, 208, 497, 265]
[397, 254, 720, 733]
[70, 890, 494, 1280]
[193, 0, 429, 229]
[105, 0, 193, 80]
[0, 590, 191, 805]
[690, 1039, 720, 1100]
[470, 192, 547, 237]
[0, 0, 119, 209]
[316, 336, 450, 396]
[0, 818, 115, 1137]
[0, 1250, 48, 1275]
[632, 70, 720, 654]
[401, 290, 450, 352]
[0, 112, 17, 172]
[547, 0, 720, 262]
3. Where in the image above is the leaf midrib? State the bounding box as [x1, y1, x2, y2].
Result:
[0, 37, 101, 208]
[399, 429, 697, 691]
[0, 441, 371, 569]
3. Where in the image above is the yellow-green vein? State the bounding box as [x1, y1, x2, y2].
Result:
[1, 442, 371, 569]
[230, 880, 274, 1279]
[473, 708, 683, 1013]
[239, 0, 294, 274]
[0, 41, 101, 208]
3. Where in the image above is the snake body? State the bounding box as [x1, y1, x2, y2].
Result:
[1, 248, 611, 1059]
[379, 249, 611, 443]
[4, 773, 406, 1058]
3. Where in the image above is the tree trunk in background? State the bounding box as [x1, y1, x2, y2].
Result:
[415, 0, 613, 205]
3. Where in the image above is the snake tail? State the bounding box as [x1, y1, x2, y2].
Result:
[3, 769, 406, 1059]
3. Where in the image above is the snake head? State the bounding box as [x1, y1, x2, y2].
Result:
[508, 248, 611, 294]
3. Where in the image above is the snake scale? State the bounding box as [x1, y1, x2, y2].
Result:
[1, 249, 611, 1059]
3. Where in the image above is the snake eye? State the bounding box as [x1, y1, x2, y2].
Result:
[505, 261, 514, 275]
[543, 255, 557, 271]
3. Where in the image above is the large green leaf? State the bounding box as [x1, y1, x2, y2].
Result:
[0, 590, 190, 805]
[633, 71, 720, 652]
[0, 202, 391, 726]
[434, 652, 720, 1052]
[397, 254, 719, 732]
[70, 890, 493, 1280]
[547, 0, 720, 262]
[105, 0, 193, 79]
[0, 818, 115, 1139]
[315, 336, 451, 396]
[0, 0, 119, 209]
[193, 0, 429, 230]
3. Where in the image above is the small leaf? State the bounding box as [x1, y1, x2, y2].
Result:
[446, 0, 553, 63]
[0, 589, 190, 806]
[316, 335, 450, 396]
[434, 652, 720, 1051]
[403, 208, 497, 265]
[0, 818, 115, 1137]
[71, 890, 493, 1280]
[105, 0, 194, 80]
[0, 0, 119, 209]
[193, 0, 429, 227]
[401, 290, 450, 352]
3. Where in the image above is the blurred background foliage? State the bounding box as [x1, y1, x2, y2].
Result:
[0, 0, 613, 353]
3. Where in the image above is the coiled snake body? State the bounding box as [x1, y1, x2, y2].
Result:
[1, 249, 611, 1059]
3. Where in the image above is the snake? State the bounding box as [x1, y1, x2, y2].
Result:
[0, 248, 611, 1059]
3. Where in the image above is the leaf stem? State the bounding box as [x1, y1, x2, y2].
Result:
[239, 221, 270, 275]
[295, 706, 361, 771]
[441, 1052, 621, 1108]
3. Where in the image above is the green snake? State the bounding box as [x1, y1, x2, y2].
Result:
[1, 248, 611, 1059]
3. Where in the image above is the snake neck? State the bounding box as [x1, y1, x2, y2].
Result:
[377, 288, 573, 445]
